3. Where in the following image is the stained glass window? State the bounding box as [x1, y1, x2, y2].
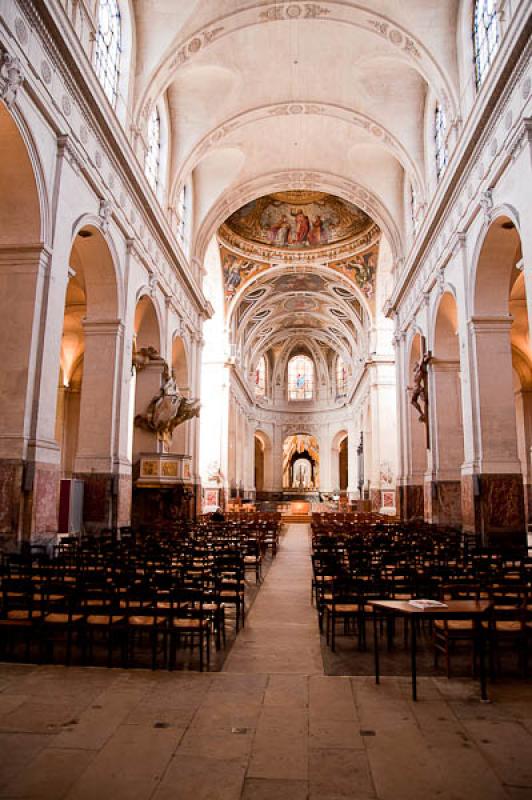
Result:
[177, 184, 187, 246]
[144, 108, 161, 191]
[94, 0, 121, 107]
[474, 0, 500, 89]
[435, 102, 448, 180]
[336, 357, 347, 396]
[288, 355, 314, 401]
[255, 356, 266, 397]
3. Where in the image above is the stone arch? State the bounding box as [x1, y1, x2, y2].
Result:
[134, 293, 162, 354]
[254, 429, 273, 494]
[55, 223, 123, 529]
[71, 214, 124, 318]
[331, 429, 349, 494]
[131, 294, 164, 466]
[472, 209, 521, 316]
[170, 102, 425, 210]
[134, 5, 458, 132]
[430, 291, 464, 525]
[171, 334, 190, 395]
[468, 214, 527, 542]
[0, 102, 43, 246]
[193, 170, 402, 266]
[169, 333, 191, 455]
[0, 102, 51, 540]
[282, 433, 320, 490]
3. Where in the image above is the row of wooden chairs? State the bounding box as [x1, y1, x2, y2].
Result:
[311, 521, 531, 677]
[0, 518, 282, 669]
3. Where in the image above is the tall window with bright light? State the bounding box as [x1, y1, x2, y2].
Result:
[177, 184, 187, 247]
[288, 355, 314, 401]
[94, 0, 121, 107]
[336, 357, 347, 396]
[411, 183, 419, 237]
[435, 102, 448, 180]
[255, 357, 266, 397]
[474, 0, 500, 89]
[144, 108, 161, 192]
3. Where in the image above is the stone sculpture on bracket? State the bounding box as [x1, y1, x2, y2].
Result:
[134, 362, 200, 438]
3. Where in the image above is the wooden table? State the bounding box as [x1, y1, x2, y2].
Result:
[368, 599, 492, 702]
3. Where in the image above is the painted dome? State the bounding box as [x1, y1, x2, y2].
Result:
[220, 191, 374, 253]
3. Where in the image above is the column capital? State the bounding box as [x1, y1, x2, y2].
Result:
[81, 318, 125, 336]
[468, 314, 513, 333]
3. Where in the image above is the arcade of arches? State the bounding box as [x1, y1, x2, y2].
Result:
[0, 0, 531, 551]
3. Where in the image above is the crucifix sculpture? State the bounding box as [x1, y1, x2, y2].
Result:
[409, 338, 432, 449]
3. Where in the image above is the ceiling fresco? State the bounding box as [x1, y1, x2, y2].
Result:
[221, 191, 374, 252]
[328, 247, 377, 300]
[283, 296, 320, 313]
[220, 245, 269, 300]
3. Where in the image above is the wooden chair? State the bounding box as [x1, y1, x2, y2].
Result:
[123, 586, 166, 670]
[40, 582, 84, 665]
[485, 584, 527, 677]
[0, 578, 40, 660]
[324, 578, 359, 652]
[167, 587, 210, 671]
[433, 583, 482, 677]
[81, 587, 127, 667]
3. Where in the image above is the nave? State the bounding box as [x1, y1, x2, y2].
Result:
[1, 0, 532, 797]
[0, 523, 531, 800]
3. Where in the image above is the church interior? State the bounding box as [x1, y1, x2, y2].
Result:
[0, 1, 532, 798]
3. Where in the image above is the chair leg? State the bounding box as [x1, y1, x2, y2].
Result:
[199, 631, 203, 672]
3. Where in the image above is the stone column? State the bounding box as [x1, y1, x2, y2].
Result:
[316, 424, 330, 492]
[367, 359, 397, 513]
[0, 244, 63, 545]
[514, 387, 532, 524]
[462, 315, 525, 544]
[74, 319, 124, 531]
[425, 359, 463, 525]
[395, 332, 410, 519]
[272, 424, 284, 492]
[347, 421, 358, 501]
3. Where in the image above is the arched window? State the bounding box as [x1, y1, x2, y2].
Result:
[473, 0, 500, 89]
[255, 356, 266, 397]
[411, 183, 419, 237]
[336, 357, 347, 396]
[144, 108, 161, 191]
[435, 102, 448, 180]
[288, 355, 314, 401]
[94, 0, 121, 107]
[177, 184, 187, 247]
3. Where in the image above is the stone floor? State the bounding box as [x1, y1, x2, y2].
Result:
[223, 524, 322, 675]
[0, 524, 531, 799]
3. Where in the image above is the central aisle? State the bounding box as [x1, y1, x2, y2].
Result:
[223, 523, 324, 674]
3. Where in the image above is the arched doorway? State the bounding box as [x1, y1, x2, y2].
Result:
[282, 434, 319, 491]
[0, 103, 49, 541]
[254, 430, 273, 498]
[56, 224, 120, 531]
[469, 215, 528, 544]
[429, 292, 464, 525]
[170, 335, 190, 454]
[339, 436, 348, 492]
[131, 295, 162, 468]
[255, 435, 264, 492]
[331, 430, 348, 496]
